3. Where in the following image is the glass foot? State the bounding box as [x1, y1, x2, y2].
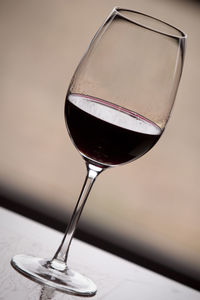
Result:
[11, 254, 97, 296]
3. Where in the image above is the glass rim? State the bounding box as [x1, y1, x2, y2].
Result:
[113, 7, 187, 40]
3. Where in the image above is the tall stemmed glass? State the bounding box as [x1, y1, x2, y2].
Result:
[11, 7, 186, 296]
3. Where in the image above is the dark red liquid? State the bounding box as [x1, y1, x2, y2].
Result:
[65, 94, 162, 167]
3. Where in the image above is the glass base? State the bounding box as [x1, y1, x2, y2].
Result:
[11, 254, 97, 296]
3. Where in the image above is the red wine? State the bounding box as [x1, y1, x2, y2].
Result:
[65, 94, 162, 167]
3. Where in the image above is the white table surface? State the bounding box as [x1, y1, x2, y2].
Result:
[0, 207, 199, 300]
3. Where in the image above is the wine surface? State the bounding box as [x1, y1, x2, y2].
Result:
[65, 94, 162, 167]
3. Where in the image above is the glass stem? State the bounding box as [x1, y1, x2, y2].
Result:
[49, 162, 103, 271]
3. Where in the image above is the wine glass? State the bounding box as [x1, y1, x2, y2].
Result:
[11, 7, 186, 296]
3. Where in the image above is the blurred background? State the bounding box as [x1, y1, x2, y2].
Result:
[0, 0, 199, 288]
